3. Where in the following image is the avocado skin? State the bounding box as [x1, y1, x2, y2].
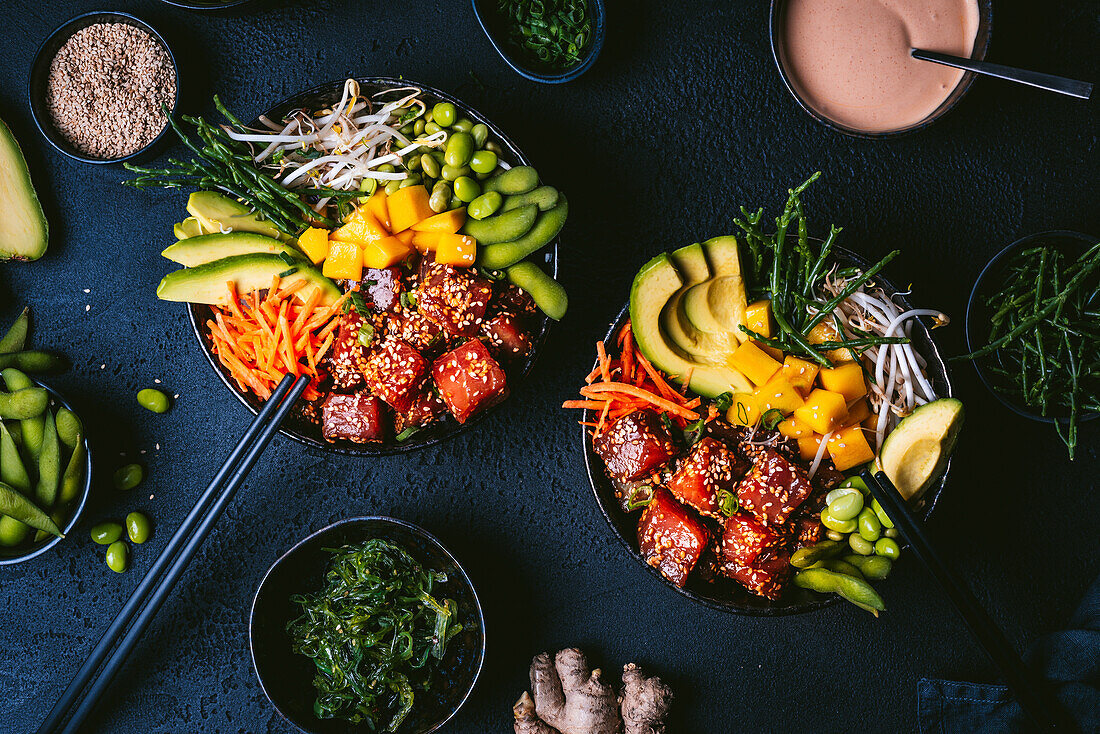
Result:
[0, 118, 48, 262]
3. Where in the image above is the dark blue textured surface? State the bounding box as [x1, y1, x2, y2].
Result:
[1, 2, 1098, 732]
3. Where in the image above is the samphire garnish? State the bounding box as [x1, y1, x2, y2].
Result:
[287, 539, 463, 731]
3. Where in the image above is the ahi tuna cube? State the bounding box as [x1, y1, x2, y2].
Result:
[328, 310, 369, 390]
[431, 339, 508, 423]
[385, 309, 443, 354]
[720, 513, 788, 567]
[719, 552, 792, 601]
[793, 515, 825, 548]
[417, 260, 493, 337]
[394, 388, 447, 435]
[480, 312, 532, 361]
[494, 282, 537, 317]
[736, 447, 815, 526]
[361, 267, 403, 312]
[363, 338, 429, 413]
[667, 437, 747, 518]
[321, 393, 386, 444]
[594, 410, 679, 481]
[637, 488, 709, 588]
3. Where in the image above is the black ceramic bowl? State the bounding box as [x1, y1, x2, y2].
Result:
[186, 77, 558, 456]
[472, 0, 605, 83]
[250, 517, 485, 734]
[0, 379, 93, 566]
[29, 11, 180, 164]
[584, 246, 953, 615]
[768, 0, 993, 139]
[965, 229, 1098, 424]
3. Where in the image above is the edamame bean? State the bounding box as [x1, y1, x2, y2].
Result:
[467, 191, 503, 220]
[825, 529, 845, 542]
[1, 367, 32, 391]
[483, 165, 539, 195]
[0, 515, 30, 547]
[453, 176, 481, 203]
[471, 123, 489, 147]
[848, 532, 874, 555]
[874, 537, 901, 559]
[484, 141, 503, 156]
[35, 411, 60, 508]
[841, 476, 870, 494]
[431, 102, 456, 127]
[844, 554, 892, 581]
[469, 149, 498, 174]
[793, 567, 885, 615]
[126, 512, 151, 544]
[857, 507, 882, 542]
[0, 482, 60, 537]
[377, 163, 397, 175]
[413, 119, 426, 136]
[405, 154, 422, 172]
[827, 491, 864, 521]
[445, 132, 475, 168]
[420, 154, 441, 179]
[871, 498, 895, 528]
[825, 486, 860, 507]
[441, 164, 472, 182]
[477, 196, 569, 270]
[0, 309, 29, 354]
[398, 122, 415, 137]
[385, 180, 402, 196]
[447, 194, 463, 210]
[106, 541, 128, 573]
[59, 440, 86, 506]
[399, 174, 422, 189]
[819, 507, 857, 534]
[790, 539, 844, 569]
[884, 527, 899, 538]
[429, 181, 452, 214]
[137, 388, 170, 414]
[113, 463, 144, 491]
[425, 121, 442, 135]
[0, 422, 31, 494]
[505, 262, 568, 320]
[451, 117, 474, 133]
[0, 388, 48, 420]
[357, 177, 377, 202]
[462, 204, 538, 244]
[91, 521, 124, 545]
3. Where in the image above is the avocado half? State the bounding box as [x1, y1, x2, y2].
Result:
[157, 253, 341, 306]
[877, 398, 964, 500]
[0, 118, 48, 261]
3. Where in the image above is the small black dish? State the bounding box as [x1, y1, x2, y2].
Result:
[186, 76, 558, 456]
[965, 229, 1099, 425]
[584, 246, 954, 615]
[768, 0, 993, 139]
[0, 379, 93, 566]
[158, 0, 253, 10]
[250, 516, 485, 734]
[472, 0, 605, 83]
[29, 11, 180, 165]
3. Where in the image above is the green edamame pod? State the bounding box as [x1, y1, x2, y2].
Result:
[477, 196, 568, 270]
[461, 204, 538, 245]
[0, 481, 61, 537]
[844, 554, 892, 581]
[505, 262, 568, 321]
[857, 507, 882, 542]
[501, 185, 559, 213]
[789, 539, 844, 568]
[0, 308, 29, 354]
[59, 438, 86, 506]
[357, 177, 377, 202]
[0, 388, 48, 419]
[21, 415, 44, 462]
[0, 351, 66, 372]
[0, 422, 31, 495]
[793, 567, 885, 615]
[819, 558, 866, 580]
[483, 166, 539, 195]
[106, 541, 128, 573]
[467, 191, 503, 220]
[33, 510, 65, 543]
[0, 514, 30, 546]
[55, 408, 82, 448]
[471, 123, 489, 147]
[35, 410, 60, 508]
[91, 521, 124, 545]
[2, 367, 32, 391]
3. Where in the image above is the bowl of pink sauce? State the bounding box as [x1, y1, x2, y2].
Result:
[770, 0, 992, 137]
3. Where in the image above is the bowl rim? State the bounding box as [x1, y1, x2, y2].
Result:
[185, 75, 559, 456]
[28, 10, 181, 165]
[0, 378, 93, 566]
[471, 0, 606, 84]
[964, 228, 1099, 425]
[767, 0, 994, 139]
[582, 244, 954, 615]
[248, 515, 487, 734]
[156, 0, 253, 10]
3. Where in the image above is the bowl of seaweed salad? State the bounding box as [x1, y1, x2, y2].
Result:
[250, 517, 485, 733]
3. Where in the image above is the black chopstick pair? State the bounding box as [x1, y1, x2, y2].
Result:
[860, 470, 1077, 734]
[37, 373, 311, 734]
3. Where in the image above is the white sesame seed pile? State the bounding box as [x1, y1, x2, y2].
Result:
[46, 22, 177, 159]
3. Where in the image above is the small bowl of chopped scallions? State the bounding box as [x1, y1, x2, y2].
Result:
[473, 0, 605, 83]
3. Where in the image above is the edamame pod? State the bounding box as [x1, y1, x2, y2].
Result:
[483, 165, 539, 195]
[477, 195, 568, 270]
[818, 558, 866, 580]
[0, 351, 65, 372]
[461, 204, 538, 245]
[0, 481, 61, 537]
[55, 408, 82, 448]
[21, 415, 44, 462]
[793, 567, 885, 615]
[2, 367, 32, 391]
[0, 422, 31, 494]
[35, 410, 60, 508]
[0, 514, 30, 546]
[0, 388, 48, 419]
[501, 185, 559, 213]
[59, 437, 86, 506]
[790, 539, 844, 568]
[33, 510, 65, 543]
[0, 308, 29, 353]
[505, 262, 568, 321]
[843, 554, 892, 581]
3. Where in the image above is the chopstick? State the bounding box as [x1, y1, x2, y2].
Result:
[37, 373, 311, 734]
[860, 470, 1075, 733]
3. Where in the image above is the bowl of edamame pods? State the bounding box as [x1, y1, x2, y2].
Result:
[0, 375, 92, 565]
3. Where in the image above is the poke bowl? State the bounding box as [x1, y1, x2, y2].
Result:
[169, 77, 564, 456]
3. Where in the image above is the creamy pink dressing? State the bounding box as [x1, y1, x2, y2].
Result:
[780, 0, 980, 132]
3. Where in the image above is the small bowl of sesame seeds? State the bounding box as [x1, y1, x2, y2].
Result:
[29, 11, 179, 165]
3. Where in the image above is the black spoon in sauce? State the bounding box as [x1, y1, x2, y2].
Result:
[911, 48, 1092, 99]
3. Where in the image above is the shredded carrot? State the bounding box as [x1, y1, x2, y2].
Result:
[621, 328, 635, 384]
[562, 400, 610, 410]
[596, 340, 611, 383]
[634, 349, 682, 403]
[580, 382, 700, 420]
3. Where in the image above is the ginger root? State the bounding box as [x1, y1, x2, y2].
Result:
[513, 648, 672, 734]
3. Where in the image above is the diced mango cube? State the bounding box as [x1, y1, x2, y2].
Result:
[331, 208, 388, 245]
[745, 300, 774, 339]
[793, 388, 849, 435]
[781, 355, 820, 393]
[753, 375, 804, 415]
[362, 235, 413, 269]
[845, 398, 871, 426]
[808, 321, 856, 363]
[412, 231, 442, 252]
[778, 414, 815, 439]
[819, 362, 867, 402]
[827, 425, 876, 471]
[411, 208, 466, 234]
[754, 341, 784, 361]
[729, 340, 781, 386]
[394, 229, 415, 247]
[321, 240, 363, 281]
[388, 185, 434, 233]
[297, 227, 330, 264]
[797, 434, 825, 462]
[366, 189, 390, 231]
[726, 393, 760, 427]
[434, 233, 477, 267]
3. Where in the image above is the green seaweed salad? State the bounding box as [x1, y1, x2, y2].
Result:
[287, 539, 463, 731]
